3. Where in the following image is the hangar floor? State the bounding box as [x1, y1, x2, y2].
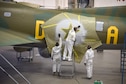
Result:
[0, 46, 125, 84]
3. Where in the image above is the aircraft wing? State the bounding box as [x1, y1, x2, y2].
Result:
[0, 27, 40, 46]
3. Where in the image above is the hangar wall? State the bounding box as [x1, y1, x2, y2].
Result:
[13, 0, 126, 9]
[94, 0, 126, 7]
[14, 0, 68, 9]
[13, 0, 93, 9]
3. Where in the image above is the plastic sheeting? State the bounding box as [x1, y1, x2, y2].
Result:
[43, 12, 101, 63]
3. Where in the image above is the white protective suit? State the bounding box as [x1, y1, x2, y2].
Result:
[51, 37, 62, 73]
[84, 48, 94, 78]
[63, 28, 76, 61]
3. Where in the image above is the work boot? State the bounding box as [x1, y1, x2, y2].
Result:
[87, 77, 92, 80]
[63, 56, 67, 61]
[68, 58, 72, 61]
[62, 57, 65, 60]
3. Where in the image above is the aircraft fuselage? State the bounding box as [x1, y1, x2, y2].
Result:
[0, 1, 126, 50]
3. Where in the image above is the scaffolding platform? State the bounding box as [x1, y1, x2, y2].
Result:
[59, 56, 75, 78]
[13, 46, 34, 62]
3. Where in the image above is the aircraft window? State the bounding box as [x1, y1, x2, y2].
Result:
[4, 12, 11, 17]
[96, 21, 104, 31]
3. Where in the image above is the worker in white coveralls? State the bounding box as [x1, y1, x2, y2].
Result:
[84, 45, 94, 79]
[51, 34, 62, 76]
[63, 25, 80, 61]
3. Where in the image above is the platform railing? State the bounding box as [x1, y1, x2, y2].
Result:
[0, 54, 31, 84]
[13, 46, 34, 62]
[0, 66, 19, 84]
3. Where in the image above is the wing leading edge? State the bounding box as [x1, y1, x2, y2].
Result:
[0, 27, 40, 46]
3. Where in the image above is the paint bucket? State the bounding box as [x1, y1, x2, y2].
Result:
[94, 80, 103, 84]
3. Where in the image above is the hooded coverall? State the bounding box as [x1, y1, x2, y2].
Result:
[84, 48, 94, 78]
[51, 37, 62, 73]
[63, 28, 76, 61]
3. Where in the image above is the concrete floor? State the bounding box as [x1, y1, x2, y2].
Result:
[0, 46, 125, 84]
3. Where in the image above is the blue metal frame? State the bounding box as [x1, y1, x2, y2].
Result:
[124, 33, 126, 50]
[121, 32, 126, 84]
[121, 52, 125, 84]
